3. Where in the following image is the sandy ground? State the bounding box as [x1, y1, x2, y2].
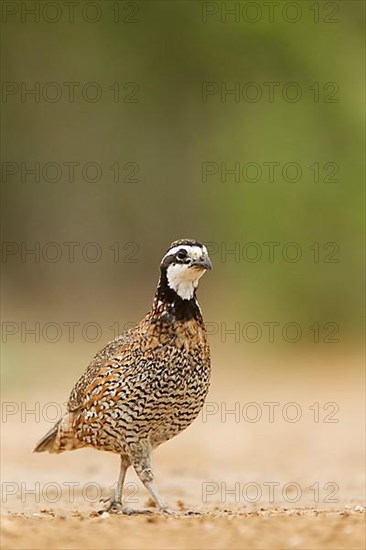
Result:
[1, 510, 365, 550]
[1, 354, 365, 549]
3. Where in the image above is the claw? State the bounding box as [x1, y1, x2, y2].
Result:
[159, 507, 177, 515]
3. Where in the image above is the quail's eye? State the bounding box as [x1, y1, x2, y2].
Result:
[177, 249, 188, 260]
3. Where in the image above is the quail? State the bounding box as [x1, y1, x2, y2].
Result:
[34, 239, 212, 514]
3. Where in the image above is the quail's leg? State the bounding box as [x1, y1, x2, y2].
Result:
[100, 455, 156, 515]
[132, 443, 175, 514]
[132, 441, 203, 516]
[100, 457, 142, 515]
[100, 457, 126, 513]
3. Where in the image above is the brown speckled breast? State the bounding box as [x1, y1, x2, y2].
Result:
[68, 312, 211, 455]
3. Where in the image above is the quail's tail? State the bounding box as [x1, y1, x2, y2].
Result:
[33, 423, 59, 452]
[33, 413, 85, 454]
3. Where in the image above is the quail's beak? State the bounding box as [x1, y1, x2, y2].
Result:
[190, 255, 212, 271]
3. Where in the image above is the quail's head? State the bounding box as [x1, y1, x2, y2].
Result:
[160, 239, 212, 301]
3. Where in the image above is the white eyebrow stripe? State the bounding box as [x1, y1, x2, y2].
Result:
[163, 245, 205, 260]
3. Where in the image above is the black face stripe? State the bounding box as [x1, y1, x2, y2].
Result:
[161, 252, 191, 270]
[161, 253, 176, 269]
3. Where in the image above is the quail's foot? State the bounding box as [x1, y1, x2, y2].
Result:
[99, 500, 155, 515]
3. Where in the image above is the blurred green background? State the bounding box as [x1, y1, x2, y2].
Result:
[1, 0, 364, 389]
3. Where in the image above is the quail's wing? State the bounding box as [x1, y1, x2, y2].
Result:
[67, 332, 131, 412]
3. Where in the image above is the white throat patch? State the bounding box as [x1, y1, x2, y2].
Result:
[166, 263, 205, 300]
